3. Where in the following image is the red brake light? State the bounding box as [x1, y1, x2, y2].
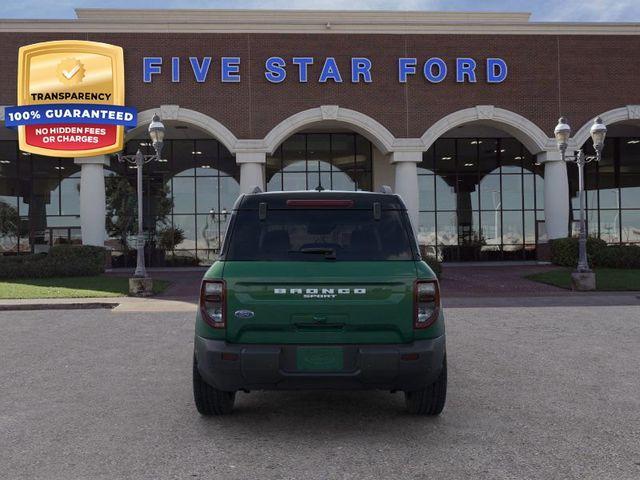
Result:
[286, 199, 354, 208]
[414, 280, 440, 329]
[200, 280, 226, 329]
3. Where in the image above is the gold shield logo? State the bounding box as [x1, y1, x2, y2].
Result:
[16, 40, 126, 157]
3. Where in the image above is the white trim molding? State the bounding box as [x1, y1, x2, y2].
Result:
[572, 105, 640, 148]
[420, 106, 553, 154]
[2, 9, 639, 35]
[263, 106, 396, 155]
[127, 106, 239, 154]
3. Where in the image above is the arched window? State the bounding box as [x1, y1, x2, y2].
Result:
[113, 138, 240, 265]
[418, 136, 544, 261]
[568, 136, 640, 244]
[266, 133, 372, 192]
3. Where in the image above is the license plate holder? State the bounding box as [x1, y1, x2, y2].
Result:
[296, 346, 344, 372]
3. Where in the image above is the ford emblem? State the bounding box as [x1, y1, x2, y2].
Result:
[234, 310, 255, 319]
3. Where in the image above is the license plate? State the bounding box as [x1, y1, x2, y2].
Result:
[296, 346, 344, 372]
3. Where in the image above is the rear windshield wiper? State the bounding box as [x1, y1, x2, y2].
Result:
[288, 247, 337, 260]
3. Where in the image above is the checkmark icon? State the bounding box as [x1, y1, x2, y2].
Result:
[62, 64, 80, 79]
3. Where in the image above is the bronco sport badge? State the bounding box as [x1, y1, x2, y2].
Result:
[273, 288, 367, 299]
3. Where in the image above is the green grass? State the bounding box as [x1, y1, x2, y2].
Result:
[526, 268, 640, 291]
[0, 276, 170, 299]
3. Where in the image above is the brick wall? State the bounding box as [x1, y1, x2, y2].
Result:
[0, 32, 638, 141]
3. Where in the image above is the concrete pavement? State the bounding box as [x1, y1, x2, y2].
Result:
[1, 305, 639, 479]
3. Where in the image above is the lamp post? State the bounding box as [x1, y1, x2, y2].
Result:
[117, 113, 165, 294]
[553, 116, 607, 289]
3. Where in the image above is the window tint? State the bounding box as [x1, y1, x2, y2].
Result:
[225, 209, 415, 261]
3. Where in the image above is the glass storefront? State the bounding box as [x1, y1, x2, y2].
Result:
[2, 132, 639, 265]
[569, 137, 640, 244]
[0, 141, 82, 254]
[266, 133, 373, 192]
[0, 138, 239, 264]
[418, 137, 545, 261]
[112, 139, 240, 266]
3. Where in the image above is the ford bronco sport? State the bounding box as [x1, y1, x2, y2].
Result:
[193, 190, 446, 415]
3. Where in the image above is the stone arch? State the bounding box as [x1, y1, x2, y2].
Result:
[127, 105, 239, 154]
[263, 105, 396, 155]
[420, 105, 553, 154]
[572, 105, 640, 148]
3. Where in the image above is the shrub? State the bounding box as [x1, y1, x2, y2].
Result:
[157, 226, 185, 252]
[164, 254, 200, 267]
[0, 245, 106, 279]
[593, 244, 640, 269]
[550, 237, 606, 267]
[550, 237, 640, 269]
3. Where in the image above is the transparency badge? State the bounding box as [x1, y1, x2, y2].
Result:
[5, 40, 137, 157]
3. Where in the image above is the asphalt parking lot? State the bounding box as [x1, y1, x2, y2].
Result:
[2, 304, 639, 480]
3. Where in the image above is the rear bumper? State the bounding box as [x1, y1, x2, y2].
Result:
[194, 335, 446, 392]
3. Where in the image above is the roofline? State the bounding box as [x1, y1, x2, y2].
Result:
[0, 9, 637, 35]
[75, 8, 533, 23]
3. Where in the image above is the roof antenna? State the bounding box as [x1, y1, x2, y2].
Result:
[315, 184, 325, 192]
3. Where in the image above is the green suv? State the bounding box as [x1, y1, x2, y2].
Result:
[193, 190, 446, 415]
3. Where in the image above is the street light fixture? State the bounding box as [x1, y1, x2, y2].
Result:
[553, 116, 607, 289]
[117, 113, 165, 294]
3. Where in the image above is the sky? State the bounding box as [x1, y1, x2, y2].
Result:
[0, 0, 639, 22]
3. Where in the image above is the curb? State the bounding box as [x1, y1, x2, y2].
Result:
[0, 302, 119, 311]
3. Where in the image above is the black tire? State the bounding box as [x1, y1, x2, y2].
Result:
[193, 356, 236, 415]
[404, 356, 447, 415]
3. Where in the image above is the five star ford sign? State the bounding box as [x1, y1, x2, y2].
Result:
[4, 40, 137, 158]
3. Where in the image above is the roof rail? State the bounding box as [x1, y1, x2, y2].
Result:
[379, 185, 393, 194]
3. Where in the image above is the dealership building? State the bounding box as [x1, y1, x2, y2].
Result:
[0, 9, 639, 264]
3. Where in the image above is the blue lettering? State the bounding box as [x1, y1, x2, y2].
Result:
[265, 56, 286, 83]
[424, 58, 447, 83]
[487, 58, 508, 83]
[351, 57, 372, 83]
[292, 57, 314, 82]
[171, 57, 180, 83]
[398, 58, 417, 83]
[319, 57, 342, 83]
[143, 57, 162, 83]
[456, 58, 477, 83]
[189, 57, 211, 83]
[221, 57, 241, 83]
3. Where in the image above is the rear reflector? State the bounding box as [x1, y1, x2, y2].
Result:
[221, 352, 239, 361]
[401, 353, 420, 361]
[286, 199, 354, 208]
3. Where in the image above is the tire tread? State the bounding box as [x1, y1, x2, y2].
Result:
[405, 356, 447, 415]
[193, 357, 236, 415]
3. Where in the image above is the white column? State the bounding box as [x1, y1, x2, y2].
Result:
[391, 150, 421, 231]
[538, 151, 569, 240]
[237, 152, 266, 193]
[74, 155, 109, 246]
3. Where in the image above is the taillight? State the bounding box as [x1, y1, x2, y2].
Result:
[200, 280, 226, 329]
[414, 280, 440, 329]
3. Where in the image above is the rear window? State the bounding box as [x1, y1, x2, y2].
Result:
[224, 209, 416, 261]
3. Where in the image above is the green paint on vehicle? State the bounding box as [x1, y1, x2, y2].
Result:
[193, 192, 447, 415]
